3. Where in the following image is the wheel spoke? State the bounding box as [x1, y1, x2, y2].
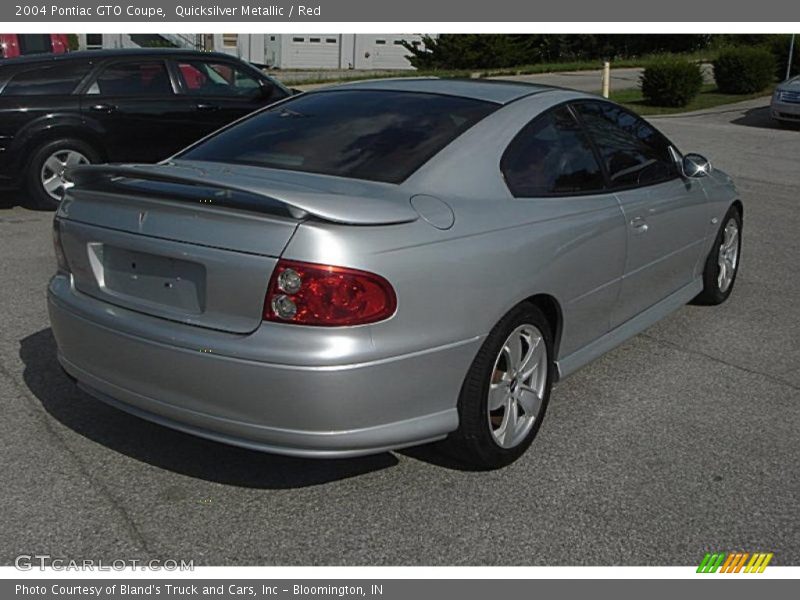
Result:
[504, 335, 523, 373]
[44, 156, 63, 175]
[726, 229, 738, 252]
[500, 401, 519, 446]
[488, 383, 508, 412]
[516, 387, 541, 416]
[65, 152, 84, 166]
[43, 176, 62, 193]
[519, 339, 543, 382]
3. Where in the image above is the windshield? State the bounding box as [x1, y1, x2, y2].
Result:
[179, 89, 498, 183]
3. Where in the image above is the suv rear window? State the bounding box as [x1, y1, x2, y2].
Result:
[2, 61, 91, 96]
[179, 90, 498, 183]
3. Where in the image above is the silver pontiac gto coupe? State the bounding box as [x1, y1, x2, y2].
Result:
[48, 79, 742, 469]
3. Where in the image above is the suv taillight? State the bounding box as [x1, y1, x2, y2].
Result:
[264, 259, 396, 326]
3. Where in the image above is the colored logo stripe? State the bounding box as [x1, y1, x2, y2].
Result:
[697, 552, 773, 573]
[697, 553, 726, 573]
[745, 553, 773, 573]
[721, 553, 749, 573]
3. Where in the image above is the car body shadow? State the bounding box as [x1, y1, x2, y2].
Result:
[0, 190, 22, 209]
[731, 106, 799, 130]
[20, 328, 400, 489]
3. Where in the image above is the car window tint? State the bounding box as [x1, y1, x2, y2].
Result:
[179, 90, 498, 183]
[2, 61, 91, 96]
[501, 105, 605, 197]
[177, 61, 263, 98]
[88, 61, 172, 97]
[574, 101, 677, 187]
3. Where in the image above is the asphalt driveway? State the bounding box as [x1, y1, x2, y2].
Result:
[0, 97, 797, 566]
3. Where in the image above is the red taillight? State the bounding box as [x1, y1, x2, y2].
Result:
[264, 259, 397, 326]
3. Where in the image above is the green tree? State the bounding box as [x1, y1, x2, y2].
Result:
[402, 35, 540, 70]
[401, 34, 714, 71]
[770, 34, 799, 79]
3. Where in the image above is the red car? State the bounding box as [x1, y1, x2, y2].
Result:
[0, 34, 69, 59]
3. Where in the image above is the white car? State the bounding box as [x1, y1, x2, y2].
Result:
[771, 75, 800, 127]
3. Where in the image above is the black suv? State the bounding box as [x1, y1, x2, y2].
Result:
[0, 48, 291, 209]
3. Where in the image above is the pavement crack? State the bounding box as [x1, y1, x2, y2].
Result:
[0, 360, 157, 558]
[640, 333, 800, 393]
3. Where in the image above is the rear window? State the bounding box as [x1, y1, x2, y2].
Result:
[2, 61, 91, 96]
[179, 90, 498, 183]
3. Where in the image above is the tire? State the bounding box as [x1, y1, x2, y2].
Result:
[25, 138, 99, 210]
[693, 205, 742, 306]
[442, 303, 555, 470]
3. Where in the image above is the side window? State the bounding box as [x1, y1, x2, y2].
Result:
[501, 105, 606, 197]
[87, 61, 173, 97]
[177, 61, 264, 99]
[2, 61, 91, 96]
[574, 101, 678, 188]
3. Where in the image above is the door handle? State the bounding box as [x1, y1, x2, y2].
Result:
[195, 103, 220, 111]
[630, 216, 649, 233]
[89, 103, 117, 113]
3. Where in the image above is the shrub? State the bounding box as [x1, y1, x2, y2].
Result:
[713, 47, 776, 93]
[640, 58, 704, 107]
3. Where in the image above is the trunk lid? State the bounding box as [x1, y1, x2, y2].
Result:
[57, 161, 417, 334]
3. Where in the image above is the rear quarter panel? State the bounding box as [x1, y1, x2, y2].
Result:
[283, 90, 628, 363]
[286, 198, 625, 363]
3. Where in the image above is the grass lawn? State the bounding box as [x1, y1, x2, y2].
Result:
[611, 83, 776, 116]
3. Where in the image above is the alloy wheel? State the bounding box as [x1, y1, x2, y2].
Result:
[40, 149, 89, 201]
[487, 324, 548, 449]
[717, 218, 739, 293]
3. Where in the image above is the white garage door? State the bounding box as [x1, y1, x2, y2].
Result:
[285, 35, 340, 69]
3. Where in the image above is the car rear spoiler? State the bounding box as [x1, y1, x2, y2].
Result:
[66, 163, 419, 226]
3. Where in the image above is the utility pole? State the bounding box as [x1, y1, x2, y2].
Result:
[601, 61, 610, 98]
[787, 34, 796, 81]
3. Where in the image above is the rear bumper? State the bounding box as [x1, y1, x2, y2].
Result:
[48, 275, 479, 458]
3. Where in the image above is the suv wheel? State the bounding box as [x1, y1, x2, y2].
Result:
[26, 139, 99, 210]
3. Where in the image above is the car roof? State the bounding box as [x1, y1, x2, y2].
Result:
[318, 77, 558, 104]
[0, 48, 242, 68]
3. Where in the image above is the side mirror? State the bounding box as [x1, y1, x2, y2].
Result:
[258, 81, 275, 99]
[681, 153, 712, 178]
